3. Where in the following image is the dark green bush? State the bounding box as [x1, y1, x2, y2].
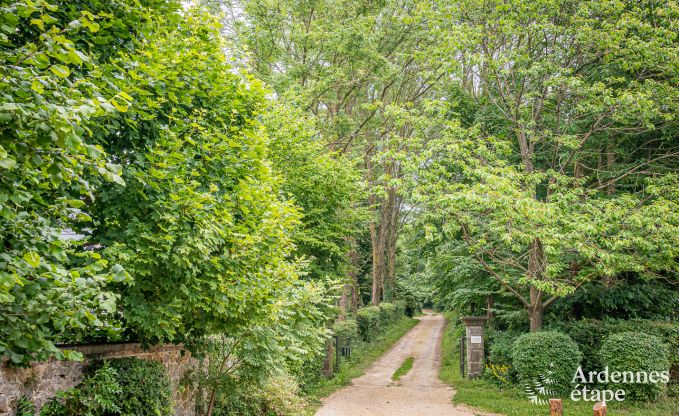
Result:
[39, 357, 172, 416]
[599, 332, 670, 402]
[394, 300, 407, 317]
[40, 362, 122, 416]
[547, 318, 679, 387]
[332, 319, 359, 340]
[512, 331, 582, 395]
[378, 303, 397, 325]
[356, 306, 381, 341]
[107, 357, 172, 415]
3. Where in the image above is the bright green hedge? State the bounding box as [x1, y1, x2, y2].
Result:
[356, 306, 382, 341]
[379, 303, 397, 325]
[599, 332, 670, 402]
[333, 319, 359, 340]
[512, 331, 582, 395]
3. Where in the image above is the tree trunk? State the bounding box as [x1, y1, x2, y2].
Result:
[528, 239, 546, 331]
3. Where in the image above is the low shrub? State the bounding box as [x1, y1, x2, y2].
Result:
[547, 318, 679, 387]
[379, 303, 397, 325]
[332, 319, 359, 340]
[40, 358, 172, 416]
[106, 358, 172, 415]
[356, 306, 381, 341]
[207, 372, 306, 416]
[512, 331, 582, 395]
[40, 362, 122, 416]
[599, 332, 670, 402]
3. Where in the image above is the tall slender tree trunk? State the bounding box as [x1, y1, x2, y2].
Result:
[528, 239, 546, 331]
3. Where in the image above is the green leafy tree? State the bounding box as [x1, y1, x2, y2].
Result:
[87, 11, 303, 345]
[413, 0, 679, 330]
[0, 0, 141, 364]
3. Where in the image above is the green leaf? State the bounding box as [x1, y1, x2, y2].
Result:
[23, 252, 41, 268]
[49, 65, 71, 78]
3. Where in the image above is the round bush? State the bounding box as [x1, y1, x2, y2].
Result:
[378, 303, 397, 325]
[599, 332, 670, 402]
[333, 319, 359, 340]
[512, 331, 582, 394]
[356, 306, 381, 341]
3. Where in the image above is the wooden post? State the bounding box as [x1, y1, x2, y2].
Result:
[593, 401, 607, 416]
[549, 399, 563, 416]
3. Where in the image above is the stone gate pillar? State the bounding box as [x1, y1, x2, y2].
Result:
[461, 316, 487, 378]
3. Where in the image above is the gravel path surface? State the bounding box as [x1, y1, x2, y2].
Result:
[315, 312, 490, 416]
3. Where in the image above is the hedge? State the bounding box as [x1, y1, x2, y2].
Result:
[599, 332, 670, 402]
[356, 306, 382, 341]
[379, 302, 397, 325]
[512, 331, 582, 395]
[546, 319, 679, 384]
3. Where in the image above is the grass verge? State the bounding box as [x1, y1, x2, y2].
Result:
[392, 356, 414, 381]
[439, 312, 679, 416]
[303, 316, 419, 414]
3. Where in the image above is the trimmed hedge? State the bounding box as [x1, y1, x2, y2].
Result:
[355, 303, 408, 342]
[547, 319, 679, 383]
[599, 332, 670, 402]
[332, 319, 359, 340]
[379, 303, 397, 325]
[356, 306, 381, 341]
[512, 331, 582, 395]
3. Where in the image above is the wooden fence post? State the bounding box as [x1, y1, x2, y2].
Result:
[593, 401, 607, 416]
[549, 399, 563, 416]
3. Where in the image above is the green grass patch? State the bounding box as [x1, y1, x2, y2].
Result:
[303, 316, 419, 414]
[439, 312, 679, 416]
[392, 356, 414, 381]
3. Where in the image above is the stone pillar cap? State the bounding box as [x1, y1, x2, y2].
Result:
[460, 316, 488, 326]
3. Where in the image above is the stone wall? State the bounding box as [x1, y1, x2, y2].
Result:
[0, 343, 198, 416]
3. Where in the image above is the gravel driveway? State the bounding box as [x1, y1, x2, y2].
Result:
[315, 312, 489, 416]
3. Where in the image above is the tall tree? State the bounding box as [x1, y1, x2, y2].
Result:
[218, 0, 447, 304]
[413, 0, 679, 330]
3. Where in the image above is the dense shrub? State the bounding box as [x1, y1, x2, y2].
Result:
[547, 319, 679, 385]
[512, 331, 582, 395]
[394, 300, 407, 317]
[356, 306, 382, 341]
[599, 332, 670, 402]
[40, 358, 172, 416]
[379, 303, 397, 325]
[106, 358, 172, 415]
[333, 319, 359, 340]
[40, 362, 121, 416]
[206, 373, 306, 416]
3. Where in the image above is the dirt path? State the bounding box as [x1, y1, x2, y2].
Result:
[315, 312, 485, 416]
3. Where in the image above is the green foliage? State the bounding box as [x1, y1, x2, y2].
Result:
[263, 101, 366, 282]
[40, 358, 171, 416]
[106, 358, 172, 416]
[85, 10, 302, 346]
[40, 361, 122, 416]
[0, 0, 164, 365]
[205, 372, 306, 416]
[356, 306, 382, 341]
[547, 319, 679, 381]
[15, 397, 36, 416]
[512, 331, 582, 395]
[378, 303, 397, 325]
[332, 319, 358, 340]
[599, 332, 670, 402]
